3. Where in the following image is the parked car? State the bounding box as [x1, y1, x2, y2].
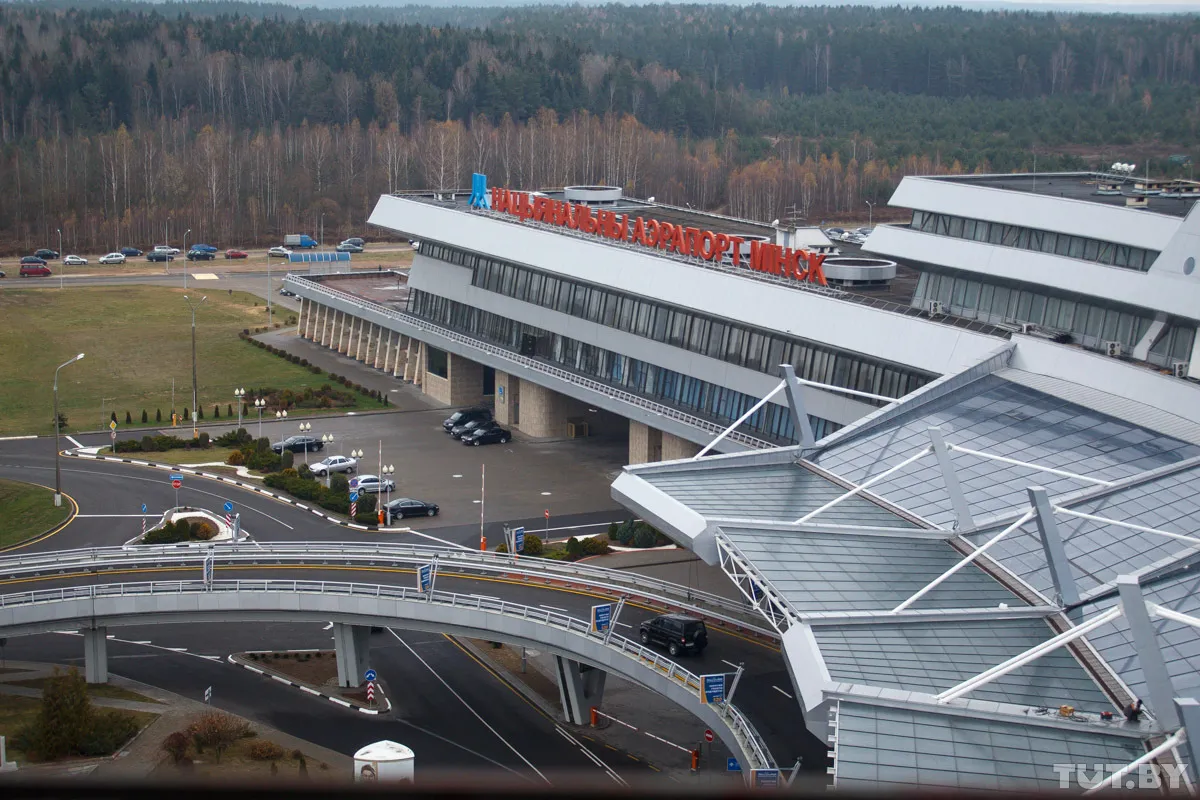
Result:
[639, 614, 708, 657]
[310, 455, 357, 476]
[224, 249, 248, 259]
[354, 474, 395, 494]
[0, 269, 6, 278]
[410, 240, 420, 251]
[452, 418, 496, 440]
[152, 245, 181, 256]
[843, 233, 866, 246]
[443, 407, 492, 433]
[343, 237, 365, 248]
[20, 256, 47, 266]
[146, 251, 174, 262]
[62, 255, 88, 266]
[855, 227, 875, 237]
[120, 247, 143, 257]
[34, 248, 59, 260]
[186, 249, 215, 261]
[383, 497, 439, 518]
[336, 242, 363, 253]
[461, 423, 512, 446]
[823, 227, 847, 241]
[270, 435, 323, 455]
[192, 243, 218, 253]
[268, 246, 292, 258]
[99, 252, 126, 265]
[20, 263, 52, 277]
[279, 287, 296, 297]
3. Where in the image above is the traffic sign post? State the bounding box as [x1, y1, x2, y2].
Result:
[364, 669, 376, 682]
[417, 563, 433, 594]
[223, 500, 234, 529]
[512, 526, 525, 555]
[544, 508, 550, 538]
[349, 490, 359, 520]
[141, 503, 148, 537]
[591, 603, 613, 634]
[704, 729, 714, 743]
[727, 757, 742, 773]
[700, 674, 726, 705]
[203, 553, 214, 588]
[170, 473, 183, 506]
[750, 768, 780, 789]
[204, 686, 212, 704]
[366, 682, 375, 704]
[602, 596, 625, 645]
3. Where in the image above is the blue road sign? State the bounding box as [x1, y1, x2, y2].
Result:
[349, 477, 359, 489]
[591, 603, 613, 633]
[364, 668, 377, 682]
[223, 501, 234, 513]
[203, 554, 214, 586]
[349, 491, 360, 502]
[513, 526, 525, 553]
[417, 563, 433, 593]
[727, 757, 741, 772]
[750, 769, 780, 788]
[141, 504, 148, 514]
[701, 673, 726, 704]
[169, 473, 183, 482]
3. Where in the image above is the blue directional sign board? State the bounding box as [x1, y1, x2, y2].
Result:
[701, 673, 726, 705]
[417, 563, 433, 593]
[591, 603, 613, 633]
[750, 769, 780, 788]
[349, 491, 359, 502]
[141, 504, 148, 514]
[364, 669, 377, 682]
[727, 757, 741, 773]
[170, 473, 183, 482]
[223, 501, 234, 513]
[513, 526, 525, 553]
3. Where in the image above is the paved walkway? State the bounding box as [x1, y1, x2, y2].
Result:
[255, 329, 442, 414]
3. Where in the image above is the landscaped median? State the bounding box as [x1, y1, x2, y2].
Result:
[0, 477, 72, 549]
[228, 651, 390, 715]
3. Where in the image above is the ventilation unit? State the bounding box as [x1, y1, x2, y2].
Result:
[1104, 341, 1123, 357]
[1020, 323, 1037, 334]
[1173, 362, 1191, 379]
[926, 300, 945, 317]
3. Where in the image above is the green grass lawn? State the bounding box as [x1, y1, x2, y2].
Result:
[0, 478, 71, 548]
[8, 678, 164, 705]
[0, 694, 159, 763]
[101, 445, 242, 466]
[0, 286, 377, 435]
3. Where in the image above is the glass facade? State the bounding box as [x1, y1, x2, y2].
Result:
[912, 270, 1195, 367]
[909, 210, 1160, 272]
[418, 240, 933, 402]
[407, 288, 840, 444]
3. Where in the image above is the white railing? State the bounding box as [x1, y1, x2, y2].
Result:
[0, 578, 774, 769]
[290, 276, 777, 450]
[0, 543, 774, 638]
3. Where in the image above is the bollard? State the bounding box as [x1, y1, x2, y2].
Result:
[480, 535, 487, 551]
[590, 706, 598, 727]
[691, 749, 699, 772]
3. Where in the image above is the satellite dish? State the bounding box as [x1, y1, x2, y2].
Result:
[771, 219, 780, 226]
[647, 196, 655, 203]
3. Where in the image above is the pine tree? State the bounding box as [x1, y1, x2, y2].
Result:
[125, 411, 132, 424]
[156, 409, 162, 422]
[141, 410, 148, 423]
[213, 404, 220, 419]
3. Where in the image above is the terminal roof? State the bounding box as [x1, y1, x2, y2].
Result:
[929, 172, 1198, 218]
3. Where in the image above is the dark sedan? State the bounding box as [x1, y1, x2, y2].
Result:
[461, 423, 512, 446]
[146, 251, 174, 262]
[120, 247, 143, 257]
[450, 418, 492, 440]
[383, 497, 440, 518]
[186, 249, 215, 261]
[270, 435, 323, 454]
[34, 248, 59, 260]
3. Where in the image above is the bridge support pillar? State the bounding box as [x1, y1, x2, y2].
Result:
[83, 627, 108, 684]
[554, 656, 606, 725]
[332, 623, 371, 688]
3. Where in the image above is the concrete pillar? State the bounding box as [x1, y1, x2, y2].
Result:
[423, 352, 485, 406]
[332, 622, 372, 689]
[296, 298, 307, 335]
[661, 431, 701, 461]
[628, 420, 663, 465]
[404, 340, 417, 382]
[303, 301, 316, 340]
[83, 627, 108, 684]
[318, 305, 331, 345]
[381, 331, 394, 373]
[322, 306, 334, 346]
[518, 380, 570, 438]
[372, 327, 383, 369]
[356, 321, 369, 362]
[554, 656, 606, 725]
[336, 311, 348, 352]
[495, 372, 520, 426]
[1176, 698, 1200, 770]
[413, 342, 425, 387]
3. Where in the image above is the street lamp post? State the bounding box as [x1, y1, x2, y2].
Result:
[865, 200, 875, 228]
[234, 388, 245, 430]
[381, 464, 394, 525]
[350, 449, 364, 514]
[320, 213, 325, 249]
[321, 434, 335, 484]
[57, 228, 62, 260]
[183, 229, 192, 289]
[53, 353, 86, 507]
[254, 398, 266, 439]
[182, 295, 207, 439]
[298, 421, 312, 463]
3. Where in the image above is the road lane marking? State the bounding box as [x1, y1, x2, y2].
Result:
[51, 631, 221, 662]
[0, 435, 37, 441]
[76, 514, 149, 518]
[388, 628, 549, 783]
[66, 436, 83, 447]
[555, 726, 627, 786]
[772, 685, 794, 699]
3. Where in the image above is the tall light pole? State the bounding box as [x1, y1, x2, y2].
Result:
[865, 200, 875, 228]
[183, 229, 192, 289]
[183, 295, 207, 439]
[267, 255, 272, 328]
[234, 388, 245, 430]
[381, 464, 394, 525]
[53, 353, 85, 507]
[254, 398, 266, 439]
[320, 213, 325, 249]
[57, 228, 62, 259]
[298, 421, 312, 463]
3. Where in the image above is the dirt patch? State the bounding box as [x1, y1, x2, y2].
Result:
[243, 652, 338, 688]
[466, 639, 561, 708]
[8, 678, 163, 705]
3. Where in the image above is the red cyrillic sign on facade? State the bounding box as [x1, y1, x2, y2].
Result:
[488, 187, 827, 287]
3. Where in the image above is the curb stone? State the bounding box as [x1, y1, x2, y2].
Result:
[226, 653, 391, 715]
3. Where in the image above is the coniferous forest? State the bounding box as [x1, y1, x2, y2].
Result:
[4, 2, 1200, 253]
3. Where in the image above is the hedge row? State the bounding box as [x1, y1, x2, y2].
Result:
[608, 520, 671, 549]
[262, 468, 379, 522]
[114, 432, 210, 453]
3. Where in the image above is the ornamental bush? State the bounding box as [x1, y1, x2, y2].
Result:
[227, 450, 245, 466]
[632, 524, 657, 549]
[523, 533, 544, 556]
[581, 536, 610, 556]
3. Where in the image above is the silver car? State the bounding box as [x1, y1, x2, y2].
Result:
[311, 455, 357, 476]
[354, 474, 395, 494]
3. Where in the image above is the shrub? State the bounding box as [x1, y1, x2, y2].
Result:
[14, 667, 91, 760]
[141, 435, 156, 452]
[632, 524, 657, 549]
[565, 537, 583, 559]
[144, 520, 188, 544]
[182, 407, 190, 423]
[329, 473, 350, 495]
[197, 431, 210, 447]
[309, 365, 322, 374]
[213, 404, 220, 419]
[524, 533, 544, 556]
[197, 406, 204, 420]
[281, 450, 294, 470]
[227, 404, 234, 417]
[156, 409, 162, 423]
[215, 428, 252, 447]
[125, 411, 132, 424]
[248, 740, 286, 761]
[141, 410, 148, 424]
[80, 710, 139, 756]
[186, 712, 254, 762]
[616, 519, 637, 546]
[111, 411, 118, 424]
[607, 522, 619, 540]
[189, 520, 218, 541]
[227, 450, 245, 466]
[162, 731, 190, 764]
[297, 464, 313, 480]
[581, 535, 609, 556]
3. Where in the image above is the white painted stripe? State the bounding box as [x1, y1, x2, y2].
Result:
[65, 436, 83, 447]
[330, 697, 352, 707]
[540, 520, 625, 534]
[772, 685, 794, 699]
[271, 675, 292, 685]
[76, 514, 150, 518]
[539, 605, 569, 612]
[0, 435, 37, 441]
[721, 660, 740, 670]
[300, 686, 321, 695]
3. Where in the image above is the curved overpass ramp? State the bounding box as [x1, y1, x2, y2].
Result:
[0, 577, 775, 771]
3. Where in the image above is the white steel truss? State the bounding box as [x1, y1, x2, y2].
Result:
[793, 444, 933, 524]
[1054, 506, 1200, 549]
[695, 381, 787, 460]
[1081, 728, 1188, 796]
[715, 533, 798, 634]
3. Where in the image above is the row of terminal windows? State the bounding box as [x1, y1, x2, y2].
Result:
[418, 240, 932, 402]
[913, 270, 1195, 366]
[909, 210, 1160, 272]
[407, 288, 839, 444]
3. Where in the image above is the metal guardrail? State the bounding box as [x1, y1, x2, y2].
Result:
[290, 276, 776, 450]
[0, 543, 776, 640]
[0, 578, 773, 769]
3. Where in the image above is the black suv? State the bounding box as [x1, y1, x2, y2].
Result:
[443, 406, 492, 433]
[271, 435, 323, 454]
[34, 248, 59, 260]
[639, 614, 708, 657]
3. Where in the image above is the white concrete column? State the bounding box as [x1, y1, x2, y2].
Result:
[332, 622, 371, 688]
[382, 331, 395, 374]
[318, 305, 330, 344]
[373, 327, 386, 369]
[83, 627, 108, 684]
[296, 298, 306, 335]
[554, 656, 606, 725]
